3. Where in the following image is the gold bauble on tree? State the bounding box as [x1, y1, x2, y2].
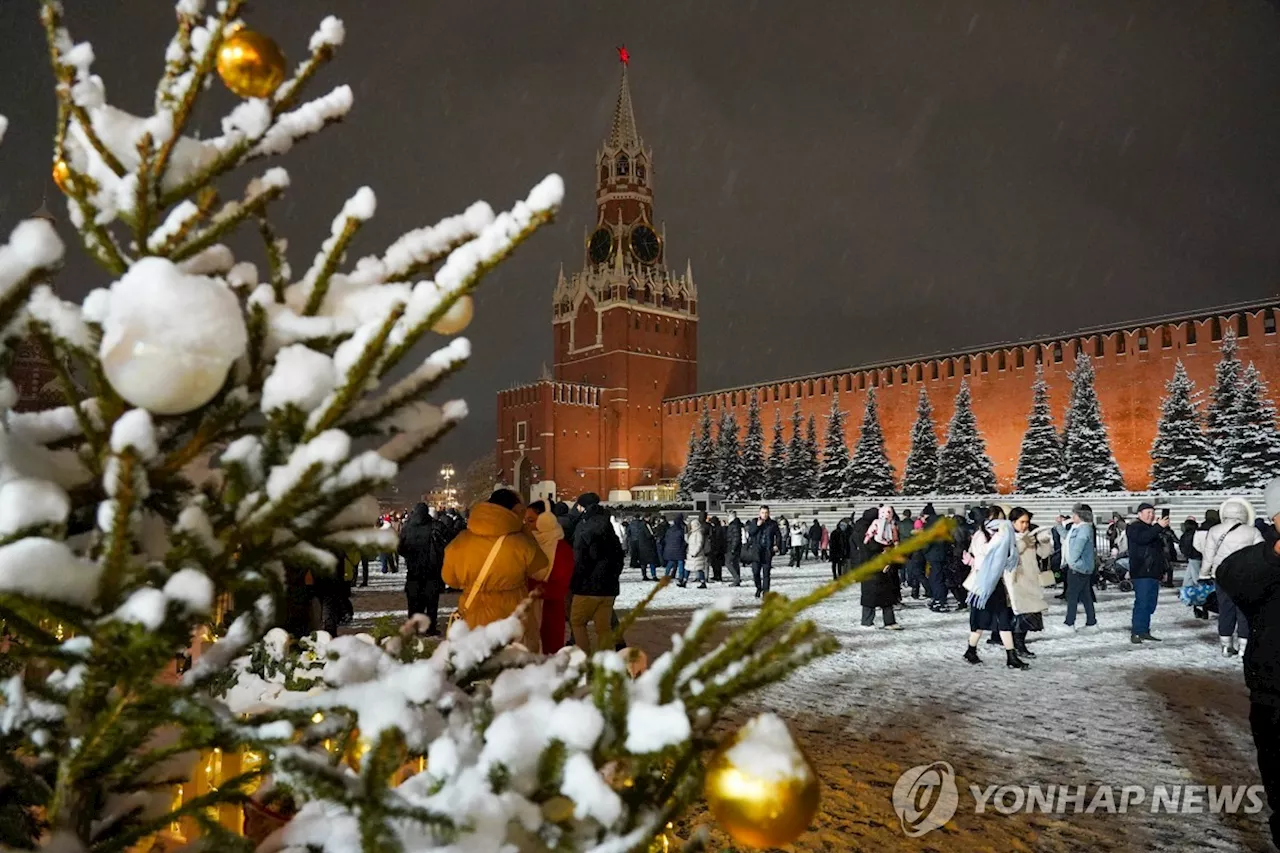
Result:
[52, 158, 73, 193]
[703, 714, 820, 849]
[216, 25, 287, 99]
[432, 295, 474, 335]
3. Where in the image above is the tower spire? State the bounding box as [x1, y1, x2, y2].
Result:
[608, 48, 641, 150]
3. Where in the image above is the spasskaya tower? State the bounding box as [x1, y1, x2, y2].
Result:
[498, 50, 698, 501]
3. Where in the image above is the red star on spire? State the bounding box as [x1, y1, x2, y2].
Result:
[617, 45, 630, 65]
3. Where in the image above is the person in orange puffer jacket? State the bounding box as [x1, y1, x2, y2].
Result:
[442, 489, 548, 641]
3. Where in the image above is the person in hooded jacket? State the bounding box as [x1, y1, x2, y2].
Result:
[398, 502, 449, 635]
[829, 518, 851, 580]
[683, 515, 709, 589]
[662, 514, 688, 580]
[708, 516, 727, 583]
[524, 501, 574, 654]
[442, 490, 548, 635]
[858, 507, 900, 629]
[807, 520, 823, 560]
[788, 522, 807, 567]
[1203, 496, 1265, 657]
[569, 492, 626, 652]
[1215, 479, 1280, 851]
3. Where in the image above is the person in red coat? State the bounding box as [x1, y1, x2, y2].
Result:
[524, 502, 574, 653]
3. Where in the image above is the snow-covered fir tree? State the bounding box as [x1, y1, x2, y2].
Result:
[783, 402, 808, 499]
[1013, 364, 1065, 493]
[901, 388, 939, 495]
[1222, 363, 1280, 488]
[845, 388, 896, 496]
[678, 405, 716, 497]
[801, 413, 820, 498]
[1149, 360, 1212, 491]
[0, 7, 958, 850]
[1062, 354, 1126, 491]
[936, 381, 997, 493]
[1207, 328, 1242, 484]
[712, 410, 747, 499]
[765, 407, 788, 498]
[741, 392, 767, 500]
[818, 394, 850, 496]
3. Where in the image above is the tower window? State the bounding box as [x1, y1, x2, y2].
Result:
[1072, 339, 1082, 358]
[1267, 312, 1277, 335]
[979, 354, 988, 373]
[859, 373, 866, 390]
[1053, 343, 1062, 363]
[1034, 346, 1043, 364]
[1238, 314, 1250, 338]
[1094, 336, 1104, 357]
[963, 356, 971, 375]
[901, 366, 909, 383]
[636, 164, 646, 182]
[947, 361, 955, 378]
[885, 370, 893, 386]
[1138, 332, 1148, 352]
[1186, 322, 1197, 344]
[1016, 349, 1025, 368]
[1161, 326, 1173, 348]
[997, 351, 1006, 371]
[516, 421, 528, 444]
[600, 164, 608, 183]
[915, 365, 923, 381]
[931, 361, 939, 380]
[1116, 334, 1127, 354]
[1211, 317, 1223, 341]
[616, 155, 630, 176]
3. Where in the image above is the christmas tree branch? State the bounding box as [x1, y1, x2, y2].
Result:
[150, 1, 244, 193]
[170, 174, 288, 262]
[256, 215, 290, 300]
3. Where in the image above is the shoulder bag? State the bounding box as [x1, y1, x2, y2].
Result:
[447, 534, 508, 633]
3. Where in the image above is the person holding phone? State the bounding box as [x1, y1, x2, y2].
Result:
[1126, 503, 1170, 644]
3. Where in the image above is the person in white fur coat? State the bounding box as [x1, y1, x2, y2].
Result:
[1006, 507, 1054, 658]
[1203, 496, 1265, 657]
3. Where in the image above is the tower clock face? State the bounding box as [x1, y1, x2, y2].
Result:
[628, 224, 661, 264]
[587, 228, 614, 264]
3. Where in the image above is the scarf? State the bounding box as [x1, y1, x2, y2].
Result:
[531, 511, 563, 582]
[967, 519, 1018, 609]
[866, 506, 898, 546]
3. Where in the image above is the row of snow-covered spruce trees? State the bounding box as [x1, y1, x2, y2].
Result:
[678, 329, 1280, 499]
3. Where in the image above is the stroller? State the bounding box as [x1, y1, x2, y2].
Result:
[1096, 556, 1133, 592]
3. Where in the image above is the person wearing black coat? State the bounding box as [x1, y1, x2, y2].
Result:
[628, 516, 660, 580]
[854, 508, 899, 628]
[829, 518, 851, 580]
[725, 512, 745, 586]
[1215, 484, 1280, 851]
[922, 505, 953, 612]
[569, 493, 626, 651]
[398, 502, 448, 635]
[1126, 503, 1171, 643]
[652, 516, 670, 564]
[708, 516, 728, 582]
[807, 520, 823, 561]
[745, 506, 782, 599]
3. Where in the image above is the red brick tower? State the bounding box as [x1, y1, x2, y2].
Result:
[551, 52, 698, 494]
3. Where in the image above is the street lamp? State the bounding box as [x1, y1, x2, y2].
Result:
[440, 464, 456, 507]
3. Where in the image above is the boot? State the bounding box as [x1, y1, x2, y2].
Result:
[697, 582, 708, 590]
[963, 646, 982, 665]
[1014, 635, 1036, 658]
[1006, 649, 1029, 670]
[1221, 638, 1234, 657]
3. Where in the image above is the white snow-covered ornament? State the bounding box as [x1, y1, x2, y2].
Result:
[100, 257, 247, 415]
[432, 294, 473, 335]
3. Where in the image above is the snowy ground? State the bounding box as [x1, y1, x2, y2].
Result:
[350, 559, 1271, 852]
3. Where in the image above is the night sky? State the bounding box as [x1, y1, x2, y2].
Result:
[3, 1, 1280, 493]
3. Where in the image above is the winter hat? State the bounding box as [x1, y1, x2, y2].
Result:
[1264, 478, 1280, 522]
[922, 502, 936, 517]
[913, 518, 925, 530]
[1136, 502, 1156, 513]
[577, 492, 601, 510]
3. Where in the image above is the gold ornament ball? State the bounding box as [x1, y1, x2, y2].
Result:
[703, 716, 820, 849]
[217, 27, 287, 99]
[52, 158, 73, 193]
[432, 295, 474, 335]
